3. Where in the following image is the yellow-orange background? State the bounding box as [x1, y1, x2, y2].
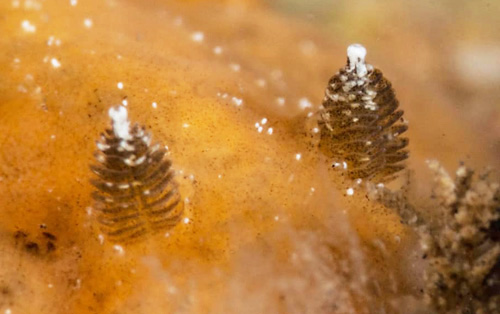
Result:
[0, 0, 498, 313]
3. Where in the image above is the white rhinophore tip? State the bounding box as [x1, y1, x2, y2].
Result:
[347, 44, 368, 77]
[108, 106, 132, 140]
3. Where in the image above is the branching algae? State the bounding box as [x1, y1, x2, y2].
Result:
[421, 161, 499, 313]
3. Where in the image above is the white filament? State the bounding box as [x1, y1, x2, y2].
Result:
[108, 106, 132, 140]
[347, 44, 368, 77]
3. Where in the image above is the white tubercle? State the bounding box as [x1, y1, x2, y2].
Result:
[347, 44, 368, 77]
[108, 106, 132, 140]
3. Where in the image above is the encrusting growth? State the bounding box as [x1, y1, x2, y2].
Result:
[90, 106, 184, 243]
[318, 44, 409, 182]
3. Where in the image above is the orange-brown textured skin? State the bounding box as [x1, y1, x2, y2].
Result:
[0, 0, 497, 313]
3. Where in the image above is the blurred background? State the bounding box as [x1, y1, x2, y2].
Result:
[0, 0, 498, 312]
[270, 0, 500, 157]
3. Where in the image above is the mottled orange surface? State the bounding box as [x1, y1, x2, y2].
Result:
[0, 0, 497, 313]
